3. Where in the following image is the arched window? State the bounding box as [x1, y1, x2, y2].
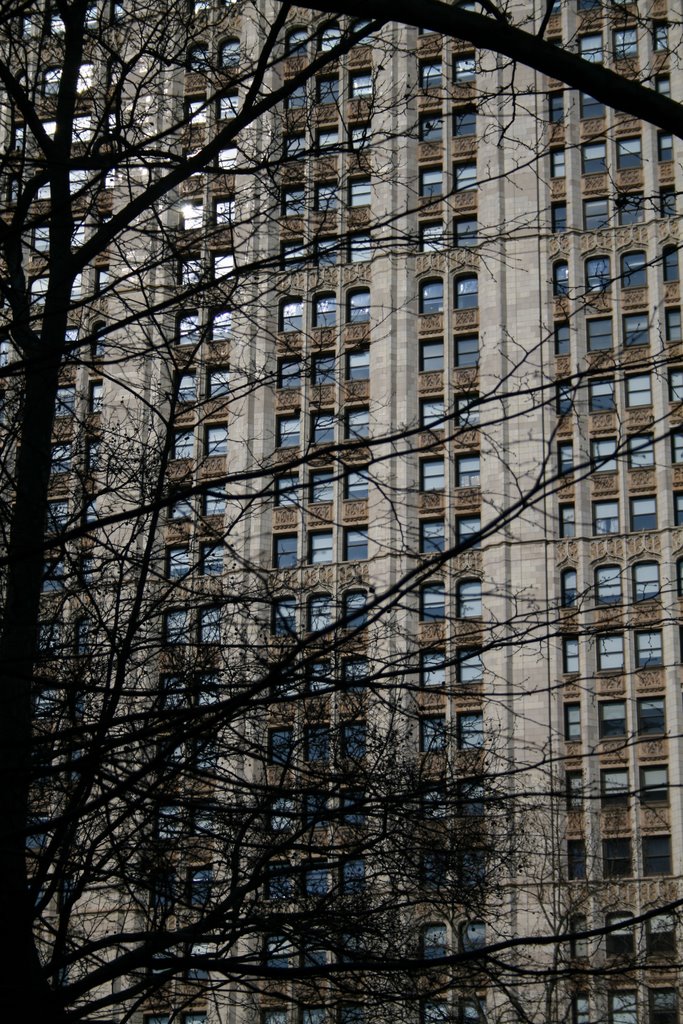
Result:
[595, 565, 622, 605]
[621, 251, 646, 288]
[347, 289, 370, 323]
[561, 568, 577, 607]
[420, 583, 445, 621]
[457, 579, 482, 617]
[187, 44, 209, 72]
[663, 245, 679, 282]
[455, 274, 478, 309]
[318, 22, 341, 51]
[422, 923, 447, 959]
[585, 255, 611, 292]
[308, 593, 332, 632]
[420, 279, 444, 314]
[280, 297, 303, 332]
[461, 921, 486, 951]
[314, 293, 336, 327]
[632, 561, 659, 602]
[552, 261, 568, 296]
[273, 597, 297, 636]
[343, 590, 367, 628]
[219, 38, 240, 67]
[285, 28, 308, 55]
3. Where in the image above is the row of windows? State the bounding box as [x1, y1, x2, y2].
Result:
[554, 309, 681, 352]
[419, 275, 478, 313]
[186, 38, 241, 70]
[419, 56, 476, 89]
[280, 291, 370, 331]
[276, 408, 369, 447]
[269, 722, 367, 763]
[557, 371, 668, 412]
[571, 911, 675, 958]
[551, 136, 647, 176]
[552, 248, 679, 296]
[272, 530, 370, 566]
[419, 162, 477, 196]
[562, 629, 667, 673]
[283, 124, 372, 161]
[558, 434, 683, 474]
[568, 835, 673, 879]
[567, 764, 671, 808]
[559, 492, 683, 536]
[549, 91, 672, 140]
[418, 108, 476, 141]
[278, 348, 369, 386]
[565, 696, 665, 741]
[574, 989, 677, 1024]
[559, 562, 671, 607]
[284, 71, 374, 110]
[281, 177, 371, 214]
[553, 186, 673, 234]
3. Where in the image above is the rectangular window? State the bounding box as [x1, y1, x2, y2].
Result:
[603, 838, 632, 878]
[599, 701, 626, 738]
[630, 496, 657, 531]
[584, 198, 608, 229]
[643, 836, 672, 876]
[625, 373, 651, 407]
[349, 178, 371, 207]
[559, 504, 575, 537]
[550, 149, 565, 177]
[455, 335, 479, 367]
[597, 634, 624, 671]
[617, 137, 642, 169]
[587, 317, 613, 351]
[563, 637, 579, 674]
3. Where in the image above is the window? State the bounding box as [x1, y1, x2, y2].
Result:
[638, 697, 666, 736]
[563, 637, 579, 674]
[454, 55, 476, 81]
[457, 516, 480, 548]
[660, 187, 677, 217]
[601, 769, 629, 807]
[461, 922, 486, 952]
[455, 275, 478, 308]
[421, 340, 444, 372]
[286, 27, 308, 54]
[561, 569, 577, 607]
[653, 20, 669, 50]
[584, 198, 608, 229]
[315, 182, 337, 212]
[317, 76, 338, 105]
[640, 766, 668, 804]
[591, 438, 617, 473]
[650, 991, 677, 1024]
[674, 432, 683, 464]
[200, 544, 223, 577]
[666, 308, 681, 341]
[586, 255, 611, 292]
[623, 313, 649, 346]
[614, 27, 637, 59]
[457, 648, 483, 683]
[421, 223, 445, 252]
[609, 993, 637, 1024]
[421, 583, 445, 621]
[420, 168, 443, 197]
[284, 134, 305, 160]
[419, 113, 442, 141]
[199, 607, 220, 644]
[277, 417, 300, 448]
[420, 280, 444, 315]
[420, 61, 442, 88]
[208, 368, 230, 398]
[605, 913, 634, 956]
[548, 92, 564, 123]
[621, 251, 646, 288]
[454, 218, 477, 247]
[455, 336, 479, 366]
[421, 400, 445, 429]
[566, 773, 583, 810]
[643, 836, 672, 875]
[307, 470, 333, 506]
[278, 358, 301, 390]
[420, 458, 444, 491]
[280, 298, 303, 333]
[582, 142, 606, 175]
[347, 290, 370, 323]
[273, 597, 296, 636]
[579, 33, 603, 63]
[580, 92, 605, 118]
[626, 432, 655, 468]
[455, 163, 477, 191]
[315, 237, 337, 265]
[597, 635, 624, 671]
[646, 915, 676, 955]
[567, 839, 586, 879]
[345, 467, 369, 500]
[343, 591, 367, 628]
[347, 348, 369, 380]
[558, 442, 573, 475]
[625, 373, 652, 408]
[635, 630, 662, 667]
[205, 425, 228, 456]
[457, 579, 482, 617]
[349, 179, 371, 207]
[341, 722, 366, 759]
[595, 565, 621, 605]
[420, 650, 445, 687]
[167, 547, 190, 579]
[587, 317, 612, 351]
[269, 728, 293, 766]
[658, 132, 673, 162]
[454, 108, 476, 136]
[309, 532, 333, 564]
[421, 716, 446, 752]
[617, 137, 642, 170]
[553, 262, 569, 296]
[603, 838, 632, 878]
[274, 534, 297, 569]
[220, 38, 240, 66]
[560, 504, 575, 537]
[552, 204, 567, 233]
[550, 149, 565, 177]
[630, 497, 656, 531]
[457, 711, 483, 748]
[204, 491, 225, 516]
[618, 193, 644, 225]
[346, 408, 369, 440]
[187, 44, 209, 71]
[173, 430, 193, 460]
[456, 393, 480, 426]
[318, 22, 341, 51]
[344, 528, 368, 561]
[663, 246, 679, 282]
[676, 492, 683, 525]
[599, 701, 626, 738]
[589, 378, 614, 411]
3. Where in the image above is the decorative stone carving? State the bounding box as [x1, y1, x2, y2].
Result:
[640, 807, 670, 832]
[303, 566, 334, 588]
[658, 218, 681, 243]
[275, 389, 300, 411]
[555, 355, 571, 376]
[273, 509, 298, 529]
[311, 384, 335, 407]
[276, 330, 303, 352]
[452, 136, 477, 158]
[622, 287, 648, 310]
[419, 313, 444, 336]
[624, 409, 654, 430]
[341, 266, 370, 288]
[624, 533, 660, 556]
[627, 469, 656, 492]
[555, 540, 578, 566]
[589, 412, 616, 434]
[452, 486, 481, 507]
[452, 191, 477, 211]
[307, 503, 333, 524]
[601, 809, 629, 833]
[343, 323, 371, 344]
[418, 371, 445, 394]
[416, 253, 446, 276]
[419, 430, 445, 449]
[664, 281, 680, 303]
[452, 429, 478, 449]
[454, 550, 482, 573]
[634, 668, 665, 691]
[419, 492, 445, 513]
[580, 116, 606, 140]
[342, 500, 368, 523]
[339, 563, 369, 585]
[452, 368, 479, 389]
[454, 308, 478, 329]
[591, 473, 618, 495]
[550, 179, 566, 200]
[586, 350, 616, 371]
[580, 175, 608, 201]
